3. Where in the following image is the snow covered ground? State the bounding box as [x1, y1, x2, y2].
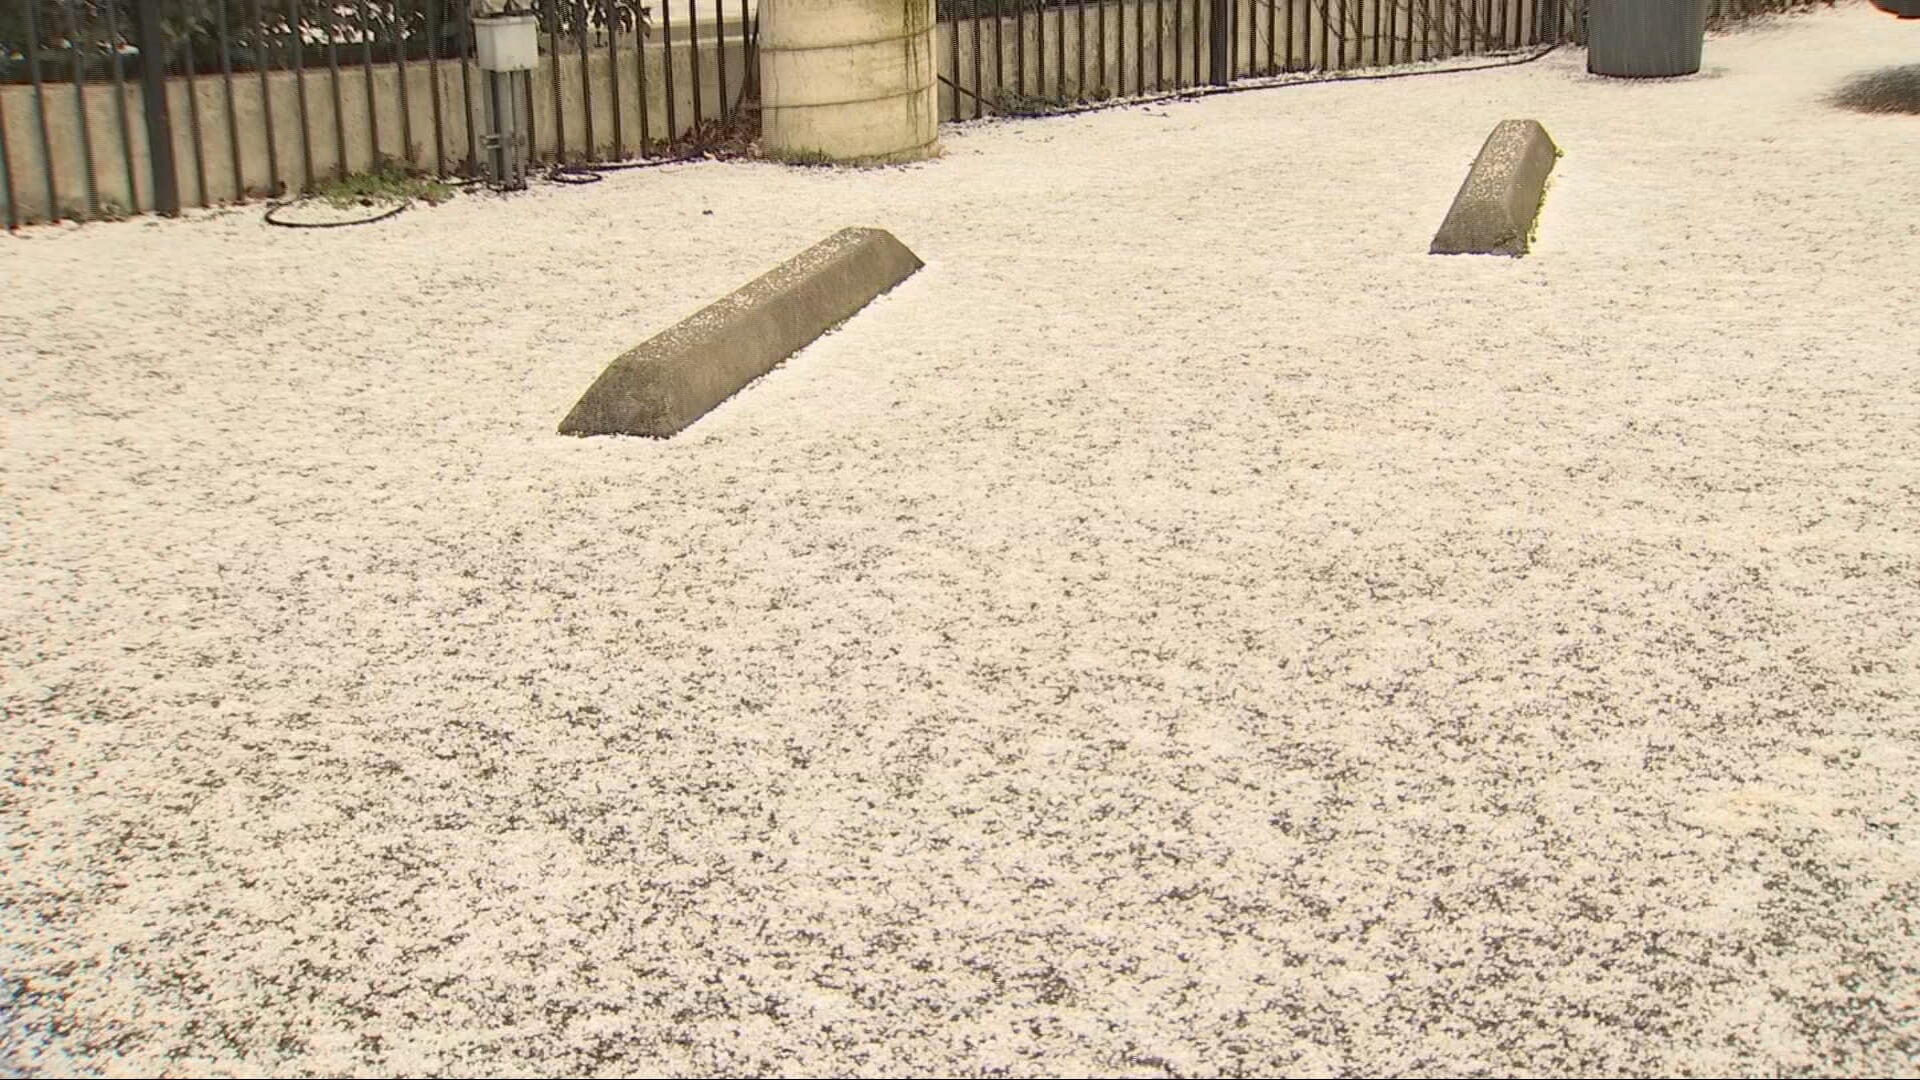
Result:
[3, 4, 1917, 1075]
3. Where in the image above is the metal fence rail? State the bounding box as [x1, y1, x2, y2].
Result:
[0, 0, 755, 226]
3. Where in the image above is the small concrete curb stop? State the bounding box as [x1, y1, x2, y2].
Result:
[1430, 119, 1560, 258]
[559, 227, 924, 438]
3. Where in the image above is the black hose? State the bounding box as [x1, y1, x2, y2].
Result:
[1188, 41, 1569, 98]
[263, 155, 697, 225]
[544, 154, 703, 185]
[262, 173, 485, 228]
[547, 167, 605, 185]
[263, 199, 412, 229]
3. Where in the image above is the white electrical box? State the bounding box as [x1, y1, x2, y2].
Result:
[475, 14, 539, 73]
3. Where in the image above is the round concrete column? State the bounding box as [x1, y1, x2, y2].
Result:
[1587, 0, 1708, 78]
[759, 0, 941, 163]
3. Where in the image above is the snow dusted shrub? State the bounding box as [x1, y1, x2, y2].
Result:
[1829, 63, 1920, 113]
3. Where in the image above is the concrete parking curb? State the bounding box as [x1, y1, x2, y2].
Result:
[1430, 119, 1560, 257]
[559, 227, 925, 438]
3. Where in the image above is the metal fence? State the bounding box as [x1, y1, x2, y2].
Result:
[931, 0, 1832, 121]
[0, 0, 755, 226]
[929, 0, 1559, 121]
[0, 0, 1838, 227]
[934, 0, 1577, 121]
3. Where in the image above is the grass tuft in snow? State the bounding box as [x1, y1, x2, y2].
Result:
[312, 159, 454, 208]
[990, 88, 1082, 117]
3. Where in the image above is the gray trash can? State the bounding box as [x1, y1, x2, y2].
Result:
[1588, 0, 1710, 78]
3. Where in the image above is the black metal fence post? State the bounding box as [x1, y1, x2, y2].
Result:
[660, 0, 676, 146]
[579, 1, 597, 157]
[106, 0, 142, 208]
[461, 4, 478, 174]
[61, 0, 101, 218]
[690, 0, 704, 140]
[949, 4, 962, 119]
[135, 0, 181, 216]
[714, 0, 728, 126]
[0, 82, 17, 229]
[608, 3, 623, 157]
[23, 2, 59, 219]
[287, 0, 313, 188]
[1209, 0, 1230, 83]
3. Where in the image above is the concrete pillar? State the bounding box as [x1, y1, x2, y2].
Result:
[759, 0, 941, 163]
